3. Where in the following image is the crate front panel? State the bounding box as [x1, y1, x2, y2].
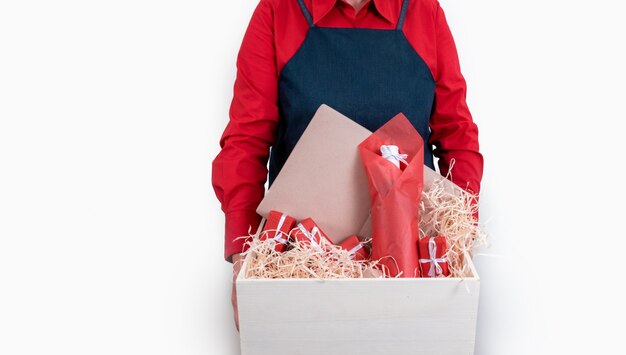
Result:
[237, 277, 479, 355]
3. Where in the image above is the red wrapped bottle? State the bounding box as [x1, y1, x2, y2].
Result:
[358, 113, 424, 277]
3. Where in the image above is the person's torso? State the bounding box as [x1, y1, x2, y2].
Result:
[269, 0, 441, 183]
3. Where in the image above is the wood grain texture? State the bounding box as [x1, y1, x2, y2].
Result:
[237, 253, 480, 355]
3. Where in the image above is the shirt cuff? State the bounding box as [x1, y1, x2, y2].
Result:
[224, 209, 262, 263]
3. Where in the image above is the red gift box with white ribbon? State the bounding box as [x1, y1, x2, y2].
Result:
[338, 235, 370, 261]
[418, 236, 450, 278]
[260, 210, 296, 252]
[290, 218, 333, 251]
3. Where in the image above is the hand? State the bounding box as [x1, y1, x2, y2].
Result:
[231, 253, 243, 331]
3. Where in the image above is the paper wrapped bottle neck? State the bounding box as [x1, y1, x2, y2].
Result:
[380, 145, 408, 169]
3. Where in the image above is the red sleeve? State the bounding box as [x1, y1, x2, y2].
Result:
[212, 0, 279, 262]
[428, 2, 484, 219]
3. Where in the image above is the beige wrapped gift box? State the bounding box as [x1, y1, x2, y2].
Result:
[239, 104, 479, 355]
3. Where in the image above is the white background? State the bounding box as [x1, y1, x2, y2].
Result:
[1, 0, 625, 354]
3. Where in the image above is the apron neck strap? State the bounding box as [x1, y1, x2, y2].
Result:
[396, 0, 410, 31]
[296, 0, 315, 28]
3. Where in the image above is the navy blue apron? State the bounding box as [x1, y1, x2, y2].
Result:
[269, 0, 436, 185]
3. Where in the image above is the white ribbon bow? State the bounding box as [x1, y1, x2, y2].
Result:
[380, 145, 408, 169]
[297, 223, 324, 251]
[418, 237, 447, 277]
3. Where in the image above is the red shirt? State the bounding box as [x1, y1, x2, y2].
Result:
[212, 0, 484, 262]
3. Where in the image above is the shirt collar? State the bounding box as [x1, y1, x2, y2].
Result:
[312, 0, 397, 25]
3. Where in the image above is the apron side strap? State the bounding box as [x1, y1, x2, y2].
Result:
[396, 0, 410, 31]
[296, 0, 315, 28]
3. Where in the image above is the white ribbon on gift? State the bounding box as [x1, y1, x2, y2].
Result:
[269, 213, 289, 246]
[418, 237, 447, 277]
[380, 145, 408, 169]
[297, 223, 324, 251]
[347, 243, 363, 259]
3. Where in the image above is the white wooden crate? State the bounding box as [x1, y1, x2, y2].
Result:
[236, 228, 480, 355]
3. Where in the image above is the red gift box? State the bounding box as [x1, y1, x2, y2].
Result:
[260, 210, 296, 252]
[338, 235, 370, 261]
[418, 236, 450, 278]
[290, 218, 333, 250]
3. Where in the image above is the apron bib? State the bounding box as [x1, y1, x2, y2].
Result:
[270, 0, 436, 184]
